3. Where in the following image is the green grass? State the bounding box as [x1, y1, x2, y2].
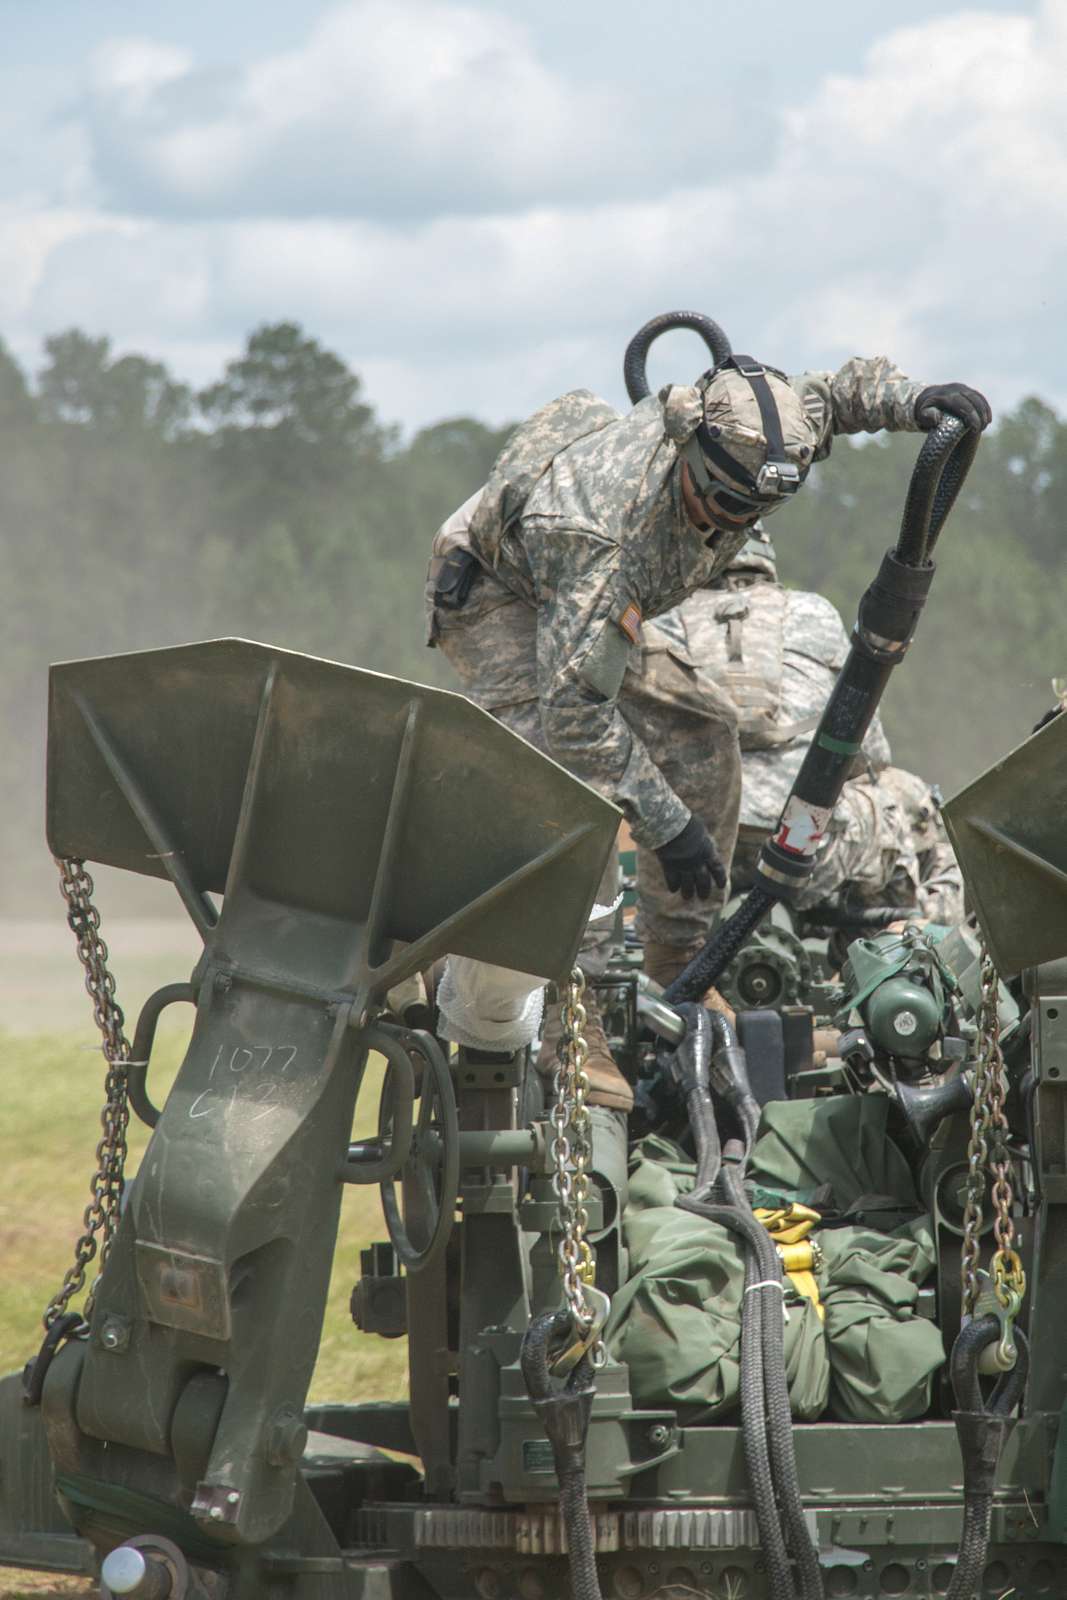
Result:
[0, 1024, 409, 1587]
[0, 1024, 409, 1404]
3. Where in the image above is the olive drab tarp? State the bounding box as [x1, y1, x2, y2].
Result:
[606, 1098, 945, 1424]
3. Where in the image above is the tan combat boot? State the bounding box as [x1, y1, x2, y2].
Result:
[642, 940, 736, 1026]
[537, 990, 634, 1113]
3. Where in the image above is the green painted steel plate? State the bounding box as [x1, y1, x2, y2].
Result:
[943, 710, 1067, 978]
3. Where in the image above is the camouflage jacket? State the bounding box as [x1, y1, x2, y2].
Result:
[653, 576, 893, 834]
[430, 358, 922, 848]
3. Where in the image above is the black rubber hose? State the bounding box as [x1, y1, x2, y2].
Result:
[703, 1010, 761, 1158]
[658, 1002, 722, 1189]
[799, 903, 902, 932]
[719, 1160, 824, 1600]
[624, 311, 732, 405]
[679, 1181, 796, 1600]
[664, 887, 776, 1006]
[734, 1231, 796, 1600]
[897, 415, 980, 566]
[686, 1086, 722, 1192]
[705, 1009, 738, 1052]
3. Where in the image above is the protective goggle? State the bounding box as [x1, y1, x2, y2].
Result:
[683, 354, 809, 523]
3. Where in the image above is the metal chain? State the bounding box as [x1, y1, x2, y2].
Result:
[43, 858, 132, 1330]
[960, 942, 1026, 1321]
[549, 967, 603, 1361]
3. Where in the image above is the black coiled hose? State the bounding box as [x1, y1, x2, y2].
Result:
[623, 311, 732, 405]
[667, 414, 980, 1007]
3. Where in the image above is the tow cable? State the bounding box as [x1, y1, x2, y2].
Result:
[521, 969, 611, 1600]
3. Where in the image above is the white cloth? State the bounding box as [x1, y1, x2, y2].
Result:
[436, 955, 545, 1052]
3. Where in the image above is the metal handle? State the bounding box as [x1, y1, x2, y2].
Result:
[128, 984, 196, 1128]
[341, 1023, 415, 1184]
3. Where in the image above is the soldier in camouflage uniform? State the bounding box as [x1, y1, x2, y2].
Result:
[870, 766, 965, 925]
[426, 358, 987, 1105]
[636, 530, 965, 978]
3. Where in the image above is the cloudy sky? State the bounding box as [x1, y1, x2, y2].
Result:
[1, 0, 1059, 432]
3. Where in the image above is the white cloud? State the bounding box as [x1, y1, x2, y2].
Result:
[90, 38, 193, 103]
[3, 3, 1067, 431]
[78, 0, 635, 219]
[0, 206, 134, 329]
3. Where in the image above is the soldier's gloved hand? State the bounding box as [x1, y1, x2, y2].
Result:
[913, 383, 992, 433]
[655, 815, 726, 902]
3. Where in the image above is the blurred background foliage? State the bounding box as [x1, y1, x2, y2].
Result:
[3, 321, 1063, 910]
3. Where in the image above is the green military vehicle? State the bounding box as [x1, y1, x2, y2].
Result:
[1, 354, 1064, 1600]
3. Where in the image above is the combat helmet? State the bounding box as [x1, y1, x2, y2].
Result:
[662, 355, 819, 527]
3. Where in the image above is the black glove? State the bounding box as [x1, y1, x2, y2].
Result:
[914, 383, 992, 433]
[655, 814, 727, 902]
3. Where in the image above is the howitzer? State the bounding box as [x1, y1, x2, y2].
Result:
[6, 460, 1067, 1596]
[6, 645, 1067, 1600]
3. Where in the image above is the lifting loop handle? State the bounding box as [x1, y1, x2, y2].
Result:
[128, 983, 197, 1128]
[623, 311, 733, 405]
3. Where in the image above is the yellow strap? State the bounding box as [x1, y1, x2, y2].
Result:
[782, 1268, 825, 1322]
[777, 1241, 814, 1273]
[753, 1203, 820, 1245]
[754, 1207, 825, 1322]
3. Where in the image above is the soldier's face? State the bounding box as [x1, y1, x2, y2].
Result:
[680, 462, 760, 535]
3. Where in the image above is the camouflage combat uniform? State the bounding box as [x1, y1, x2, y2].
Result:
[637, 573, 964, 937]
[426, 359, 928, 953]
[872, 766, 965, 924]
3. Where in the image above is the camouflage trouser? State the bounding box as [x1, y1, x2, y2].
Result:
[432, 572, 742, 964]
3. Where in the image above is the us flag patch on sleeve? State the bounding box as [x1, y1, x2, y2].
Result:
[616, 601, 642, 643]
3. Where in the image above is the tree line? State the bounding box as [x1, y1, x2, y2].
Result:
[2, 322, 1063, 911]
